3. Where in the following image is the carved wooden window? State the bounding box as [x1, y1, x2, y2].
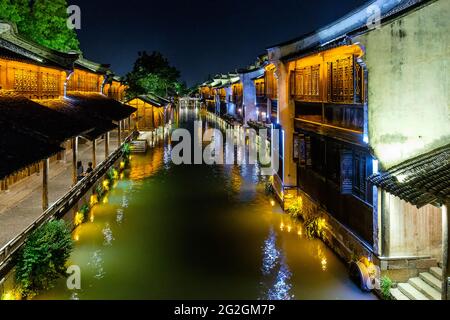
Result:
[232, 84, 242, 105]
[42, 73, 59, 94]
[255, 80, 265, 97]
[87, 74, 99, 92]
[327, 55, 363, 104]
[265, 69, 278, 100]
[290, 64, 321, 101]
[14, 69, 38, 94]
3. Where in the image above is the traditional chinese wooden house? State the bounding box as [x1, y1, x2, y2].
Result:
[266, 0, 450, 299]
[238, 54, 268, 124]
[0, 21, 136, 206]
[103, 76, 127, 102]
[126, 94, 171, 130]
[199, 80, 215, 112]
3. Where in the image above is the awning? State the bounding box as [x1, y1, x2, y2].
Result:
[127, 94, 170, 108]
[368, 144, 450, 208]
[66, 92, 137, 122]
[0, 123, 63, 179]
[0, 93, 93, 143]
[37, 98, 117, 141]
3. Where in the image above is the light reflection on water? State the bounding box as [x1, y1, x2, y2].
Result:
[36, 110, 376, 300]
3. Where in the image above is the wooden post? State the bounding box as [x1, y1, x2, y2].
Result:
[118, 121, 122, 148]
[105, 132, 110, 158]
[1, 178, 8, 192]
[72, 137, 78, 185]
[128, 117, 132, 135]
[92, 139, 97, 168]
[442, 204, 449, 300]
[42, 158, 49, 211]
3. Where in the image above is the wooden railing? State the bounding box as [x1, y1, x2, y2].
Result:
[0, 133, 135, 276]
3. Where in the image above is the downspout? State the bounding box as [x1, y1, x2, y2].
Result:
[64, 70, 74, 98]
[101, 75, 109, 96]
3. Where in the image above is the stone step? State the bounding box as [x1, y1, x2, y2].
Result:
[420, 272, 442, 292]
[409, 277, 441, 300]
[430, 267, 443, 281]
[390, 288, 410, 300]
[398, 283, 429, 300]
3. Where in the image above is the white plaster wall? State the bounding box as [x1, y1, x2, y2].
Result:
[240, 69, 264, 124]
[225, 86, 235, 115]
[355, 0, 450, 168]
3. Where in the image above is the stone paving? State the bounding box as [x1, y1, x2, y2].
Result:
[0, 133, 122, 248]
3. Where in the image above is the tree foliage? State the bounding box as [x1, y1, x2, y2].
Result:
[15, 220, 74, 298]
[0, 0, 79, 52]
[126, 51, 186, 98]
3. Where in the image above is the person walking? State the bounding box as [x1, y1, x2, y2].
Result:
[77, 161, 84, 181]
[86, 162, 94, 175]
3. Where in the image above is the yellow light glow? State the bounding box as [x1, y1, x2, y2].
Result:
[90, 195, 98, 207]
[90, 214, 95, 223]
[74, 233, 80, 242]
[297, 229, 302, 236]
[1, 291, 18, 301]
[321, 258, 328, 271]
[280, 223, 285, 231]
[103, 196, 109, 204]
[287, 225, 292, 233]
[270, 200, 276, 207]
[103, 180, 110, 190]
[74, 212, 84, 226]
[318, 218, 326, 231]
[120, 161, 126, 170]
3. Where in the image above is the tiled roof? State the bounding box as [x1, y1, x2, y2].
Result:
[0, 92, 92, 143]
[368, 144, 450, 208]
[128, 94, 170, 108]
[37, 98, 117, 141]
[66, 92, 136, 122]
[0, 22, 79, 70]
[75, 55, 111, 74]
[0, 122, 63, 179]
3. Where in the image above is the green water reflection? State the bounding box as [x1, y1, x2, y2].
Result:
[37, 110, 376, 300]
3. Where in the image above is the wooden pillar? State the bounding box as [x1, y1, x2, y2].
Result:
[128, 117, 132, 135]
[105, 132, 110, 158]
[118, 121, 122, 148]
[72, 137, 78, 185]
[442, 204, 449, 300]
[1, 178, 8, 192]
[42, 158, 49, 211]
[92, 139, 97, 168]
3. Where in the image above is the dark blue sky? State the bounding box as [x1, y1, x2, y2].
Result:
[72, 0, 367, 86]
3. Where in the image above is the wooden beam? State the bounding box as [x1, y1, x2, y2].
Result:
[128, 117, 132, 134]
[72, 137, 78, 185]
[42, 158, 49, 211]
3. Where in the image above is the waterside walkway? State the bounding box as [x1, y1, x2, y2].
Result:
[0, 134, 121, 248]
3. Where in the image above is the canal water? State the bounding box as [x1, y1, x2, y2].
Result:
[38, 110, 376, 300]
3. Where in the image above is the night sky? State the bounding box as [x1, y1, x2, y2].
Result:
[72, 0, 367, 86]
